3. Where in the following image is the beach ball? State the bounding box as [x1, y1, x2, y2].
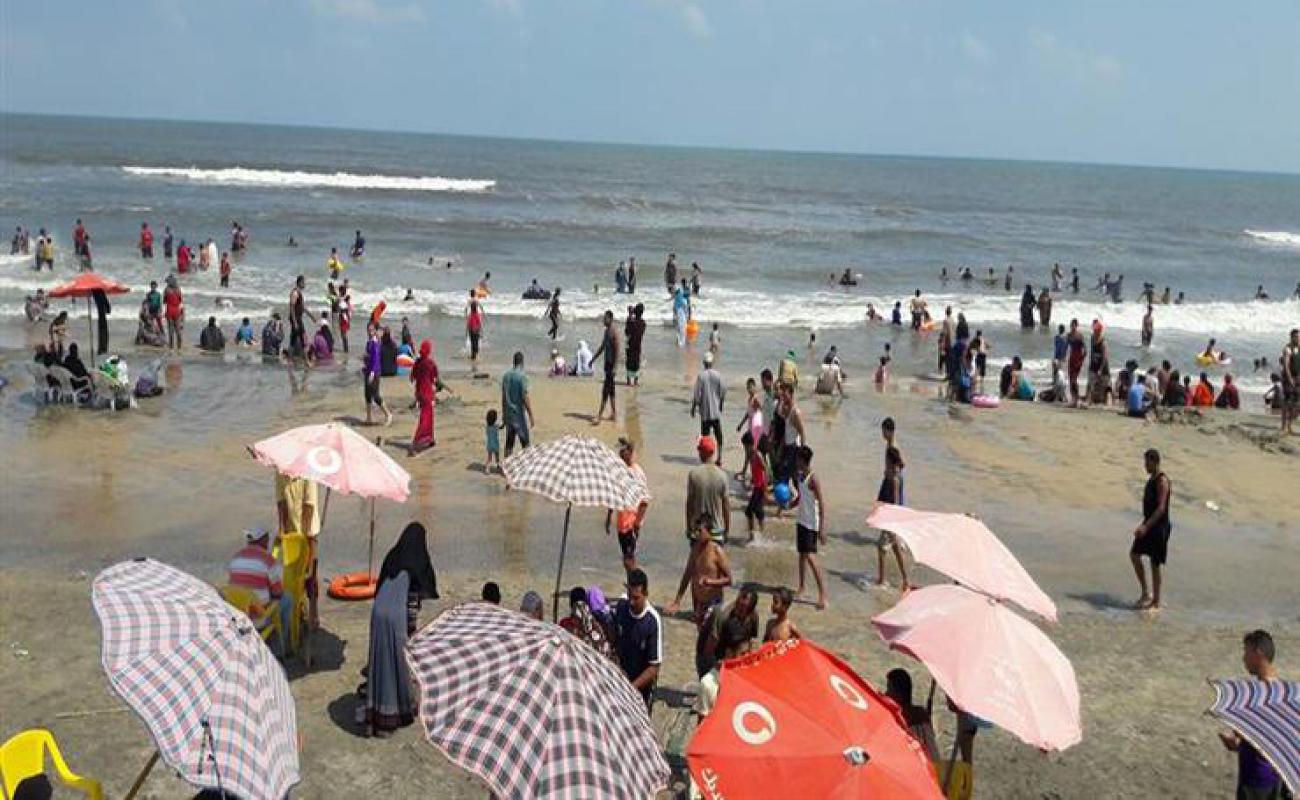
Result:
[686, 319, 700, 339]
[773, 482, 793, 508]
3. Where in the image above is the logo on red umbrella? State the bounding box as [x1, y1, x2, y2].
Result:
[731, 701, 777, 745]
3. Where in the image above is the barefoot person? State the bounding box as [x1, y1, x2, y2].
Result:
[685, 435, 730, 544]
[605, 437, 649, 574]
[691, 352, 726, 466]
[364, 324, 393, 426]
[794, 445, 828, 610]
[666, 513, 733, 673]
[1131, 449, 1171, 611]
[590, 309, 620, 423]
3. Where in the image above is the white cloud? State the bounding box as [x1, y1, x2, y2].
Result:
[485, 0, 523, 21]
[1028, 28, 1122, 85]
[960, 31, 991, 63]
[307, 0, 425, 24]
[681, 3, 710, 38]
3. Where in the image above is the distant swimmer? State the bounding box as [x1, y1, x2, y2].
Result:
[1254, 284, 1269, 300]
[664, 252, 678, 295]
[1051, 262, 1064, 292]
[1293, 281, 1300, 299]
[1159, 286, 1171, 304]
[1071, 267, 1080, 293]
[547, 288, 562, 340]
[691, 262, 703, 297]
[984, 267, 997, 287]
[522, 279, 550, 300]
[477, 271, 492, 297]
[839, 268, 858, 287]
[287, 236, 298, 247]
[1003, 265, 1014, 292]
[615, 261, 628, 293]
[627, 256, 638, 293]
[1175, 291, 1186, 305]
[959, 267, 973, 282]
[403, 288, 415, 302]
[891, 301, 902, 326]
[940, 267, 949, 283]
[351, 229, 365, 259]
[1141, 305, 1155, 347]
[866, 303, 881, 322]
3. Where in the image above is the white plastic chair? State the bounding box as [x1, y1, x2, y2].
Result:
[89, 370, 131, 409]
[45, 365, 83, 404]
[26, 363, 53, 403]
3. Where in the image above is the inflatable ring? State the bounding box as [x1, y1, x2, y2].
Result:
[327, 571, 377, 601]
[686, 320, 700, 338]
[971, 394, 1000, 409]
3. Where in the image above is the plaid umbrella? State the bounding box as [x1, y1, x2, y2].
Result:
[1208, 678, 1299, 794]
[502, 435, 649, 616]
[406, 602, 669, 799]
[92, 559, 300, 800]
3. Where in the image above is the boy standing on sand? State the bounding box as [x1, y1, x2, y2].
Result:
[1130, 449, 1171, 611]
[590, 309, 620, 424]
[763, 587, 802, 642]
[793, 445, 828, 610]
[667, 513, 733, 632]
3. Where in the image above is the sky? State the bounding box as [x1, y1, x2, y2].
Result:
[2, 0, 1298, 173]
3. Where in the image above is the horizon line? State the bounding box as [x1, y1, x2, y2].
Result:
[3, 108, 1298, 180]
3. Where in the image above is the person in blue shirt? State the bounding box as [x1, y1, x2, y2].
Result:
[235, 317, 256, 347]
[1053, 324, 1068, 362]
[891, 301, 903, 326]
[1127, 374, 1153, 418]
[673, 280, 691, 347]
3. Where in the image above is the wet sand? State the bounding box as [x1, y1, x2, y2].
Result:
[1, 331, 1297, 798]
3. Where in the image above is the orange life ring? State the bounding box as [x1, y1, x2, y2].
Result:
[327, 571, 377, 601]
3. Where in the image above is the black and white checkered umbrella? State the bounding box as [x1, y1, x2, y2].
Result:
[502, 435, 649, 509]
[502, 435, 650, 617]
[406, 602, 669, 800]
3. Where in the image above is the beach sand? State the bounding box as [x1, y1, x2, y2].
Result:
[1, 337, 1297, 799]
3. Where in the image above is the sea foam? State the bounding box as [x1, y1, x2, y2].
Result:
[1244, 229, 1300, 248]
[121, 166, 495, 193]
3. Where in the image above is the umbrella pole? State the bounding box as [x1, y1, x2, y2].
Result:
[320, 485, 333, 528]
[367, 496, 377, 579]
[86, 297, 94, 356]
[552, 503, 572, 620]
[123, 750, 160, 800]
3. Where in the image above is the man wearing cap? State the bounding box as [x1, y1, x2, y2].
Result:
[227, 528, 291, 652]
[691, 352, 727, 467]
[606, 437, 650, 573]
[685, 435, 730, 543]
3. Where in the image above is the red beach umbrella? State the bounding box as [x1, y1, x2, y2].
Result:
[48, 273, 131, 355]
[687, 639, 942, 799]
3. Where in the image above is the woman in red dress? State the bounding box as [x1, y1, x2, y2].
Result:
[410, 340, 439, 452]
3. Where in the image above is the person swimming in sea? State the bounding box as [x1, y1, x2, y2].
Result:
[866, 303, 881, 322]
[838, 268, 857, 287]
[959, 266, 973, 282]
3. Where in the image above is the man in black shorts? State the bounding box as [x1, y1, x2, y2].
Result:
[591, 309, 620, 424]
[1130, 448, 1171, 611]
[691, 351, 727, 467]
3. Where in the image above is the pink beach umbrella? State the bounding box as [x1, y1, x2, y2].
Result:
[872, 584, 1081, 753]
[867, 504, 1057, 621]
[249, 422, 411, 583]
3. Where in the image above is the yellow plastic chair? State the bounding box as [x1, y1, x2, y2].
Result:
[219, 584, 284, 653]
[1, 729, 104, 799]
[274, 533, 312, 666]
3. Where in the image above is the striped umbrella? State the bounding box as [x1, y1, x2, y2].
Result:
[406, 602, 669, 800]
[502, 435, 649, 617]
[1208, 678, 1299, 794]
[92, 559, 300, 800]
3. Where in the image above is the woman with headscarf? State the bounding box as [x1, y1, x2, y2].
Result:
[410, 340, 441, 453]
[574, 340, 594, 376]
[1019, 284, 1036, 329]
[62, 342, 91, 400]
[379, 327, 399, 377]
[360, 523, 438, 737]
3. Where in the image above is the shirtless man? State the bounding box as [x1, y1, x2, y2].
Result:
[667, 513, 733, 628]
[763, 587, 802, 642]
[288, 275, 315, 358]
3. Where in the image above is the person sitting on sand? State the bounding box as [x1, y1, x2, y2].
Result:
[1038, 359, 1069, 404]
[308, 322, 333, 364]
[1126, 373, 1154, 419]
[763, 587, 802, 642]
[1191, 373, 1215, 407]
[574, 340, 594, 377]
[559, 586, 615, 660]
[549, 347, 567, 376]
[694, 614, 751, 722]
[198, 317, 225, 353]
[135, 300, 165, 347]
[1214, 374, 1240, 410]
[697, 584, 758, 677]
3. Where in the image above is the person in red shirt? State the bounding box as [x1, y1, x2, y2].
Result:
[466, 293, 484, 366]
[219, 251, 232, 288]
[744, 424, 767, 542]
[139, 222, 153, 258]
[1214, 374, 1240, 410]
[1191, 373, 1215, 407]
[177, 240, 191, 273]
[163, 278, 184, 350]
[73, 218, 86, 256]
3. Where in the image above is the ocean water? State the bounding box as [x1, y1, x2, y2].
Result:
[2, 113, 1297, 391]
